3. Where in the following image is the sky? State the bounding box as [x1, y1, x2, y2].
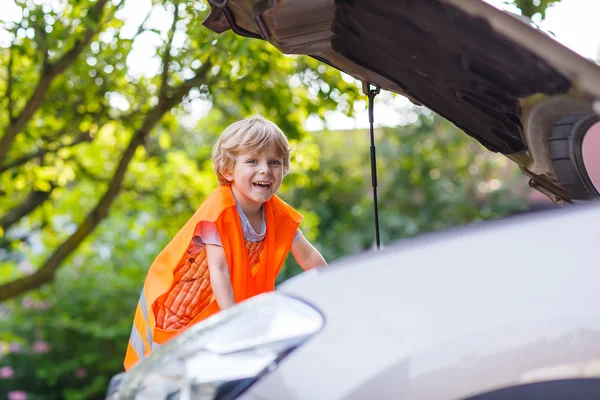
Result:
[1, 0, 599, 130]
[486, 0, 600, 59]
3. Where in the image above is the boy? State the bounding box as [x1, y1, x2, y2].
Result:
[124, 115, 327, 370]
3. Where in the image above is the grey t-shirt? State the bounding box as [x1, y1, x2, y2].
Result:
[194, 200, 302, 246]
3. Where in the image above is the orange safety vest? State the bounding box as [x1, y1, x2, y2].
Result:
[124, 185, 302, 371]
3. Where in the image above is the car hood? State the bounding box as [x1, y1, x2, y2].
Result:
[203, 0, 600, 202]
[253, 204, 600, 399]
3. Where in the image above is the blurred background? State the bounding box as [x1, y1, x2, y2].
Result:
[0, 0, 596, 398]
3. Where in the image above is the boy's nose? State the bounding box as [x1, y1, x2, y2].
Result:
[258, 162, 270, 174]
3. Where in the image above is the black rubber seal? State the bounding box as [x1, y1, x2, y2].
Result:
[549, 112, 600, 200]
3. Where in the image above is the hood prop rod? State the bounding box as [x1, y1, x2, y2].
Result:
[363, 82, 381, 250]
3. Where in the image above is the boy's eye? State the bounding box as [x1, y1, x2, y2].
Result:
[246, 159, 257, 164]
[269, 160, 282, 165]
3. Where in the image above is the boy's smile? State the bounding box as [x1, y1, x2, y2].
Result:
[253, 181, 272, 190]
[224, 144, 284, 215]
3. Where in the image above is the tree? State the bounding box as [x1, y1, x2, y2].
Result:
[0, 0, 359, 301]
[506, 0, 561, 19]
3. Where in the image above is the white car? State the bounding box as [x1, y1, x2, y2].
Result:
[112, 203, 600, 399]
[108, 0, 600, 398]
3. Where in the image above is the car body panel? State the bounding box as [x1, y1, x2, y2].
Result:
[203, 0, 600, 202]
[239, 204, 600, 399]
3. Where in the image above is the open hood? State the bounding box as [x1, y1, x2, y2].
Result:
[203, 0, 600, 203]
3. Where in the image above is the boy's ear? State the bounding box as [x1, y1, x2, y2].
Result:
[222, 169, 234, 182]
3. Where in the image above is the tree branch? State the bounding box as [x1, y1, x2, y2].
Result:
[120, 7, 153, 43]
[34, 8, 50, 69]
[7, 47, 14, 120]
[0, 60, 214, 301]
[0, 132, 93, 173]
[0, 187, 55, 232]
[160, 5, 180, 99]
[51, 0, 109, 74]
[0, 0, 110, 167]
[167, 60, 214, 108]
[0, 135, 143, 301]
[73, 155, 189, 210]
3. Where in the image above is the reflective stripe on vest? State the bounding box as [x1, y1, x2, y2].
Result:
[139, 286, 153, 347]
[126, 286, 158, 365]
[128, 324, 145, 361]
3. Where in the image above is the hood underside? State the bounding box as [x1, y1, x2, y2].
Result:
[330, 0, 570, 154]
[204, 0, 600, 202]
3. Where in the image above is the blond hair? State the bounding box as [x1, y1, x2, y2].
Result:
[212, 115, 291, 185]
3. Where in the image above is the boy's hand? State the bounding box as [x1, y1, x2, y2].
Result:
[291, 236, 328, 271]
[206, 244, 236, 309]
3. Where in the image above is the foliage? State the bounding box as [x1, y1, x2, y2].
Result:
[0, 212, 156, 400]
[506, 0, 561, 19]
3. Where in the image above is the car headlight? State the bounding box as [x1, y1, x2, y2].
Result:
[115, 293, 324, 400]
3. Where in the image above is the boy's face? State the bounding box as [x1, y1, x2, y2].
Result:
[223, 144, 285, 212]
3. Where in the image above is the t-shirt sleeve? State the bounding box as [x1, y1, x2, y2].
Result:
[192, 221, 222, 247]
[293, 228, 303, 243]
